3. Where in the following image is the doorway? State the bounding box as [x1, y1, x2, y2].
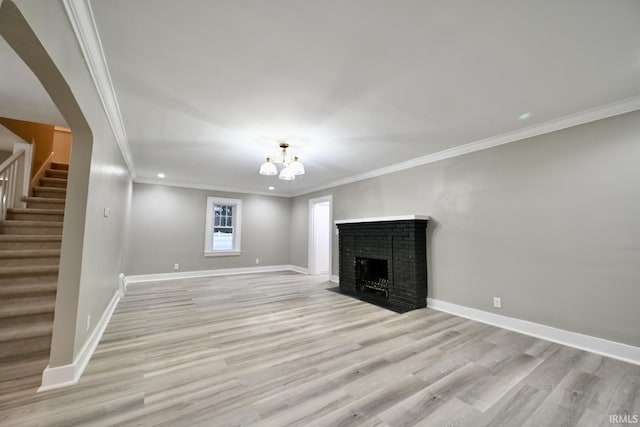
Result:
[308, 195, 333, 276]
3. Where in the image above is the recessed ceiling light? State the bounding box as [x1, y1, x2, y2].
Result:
[518, 112, 531, 120]
[268, 186, 275, 191]
[157, 173, 166, 178]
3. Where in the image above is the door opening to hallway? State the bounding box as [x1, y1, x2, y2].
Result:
[308, 196, 332, 276]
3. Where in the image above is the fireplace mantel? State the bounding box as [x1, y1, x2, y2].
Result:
[335, 215, 430, 225]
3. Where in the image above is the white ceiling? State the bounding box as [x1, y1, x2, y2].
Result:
[7, 1, 640, 196]
[0, 36, 67, 128]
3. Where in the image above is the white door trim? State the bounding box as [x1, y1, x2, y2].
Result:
[308, 195, 333, 276]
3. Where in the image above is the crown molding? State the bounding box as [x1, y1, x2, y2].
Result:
[62, 0, 136, 178]
[293, 96, 640, 197]
[134, 177, 290, 198]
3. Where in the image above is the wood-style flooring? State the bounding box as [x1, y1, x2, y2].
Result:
[1, 272, 638, 426]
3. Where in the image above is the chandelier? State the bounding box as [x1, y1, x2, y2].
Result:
[259, 142, 305, 180]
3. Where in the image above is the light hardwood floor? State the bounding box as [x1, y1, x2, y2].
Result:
[1, 272, 638, 426]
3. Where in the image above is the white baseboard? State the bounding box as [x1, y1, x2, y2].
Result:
[427, 298, 640, 366]
[125, 264, 308, 286]
[118, 272, 125, 295]
[290, 265, 309, 275]
[39, 288, 122, 392]
[330, 275, 339, 283]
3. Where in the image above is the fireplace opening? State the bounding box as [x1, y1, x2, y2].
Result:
[356, 257, 389, 299]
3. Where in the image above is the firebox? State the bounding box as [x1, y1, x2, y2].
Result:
[356, 257, 389, 298]
[335, 215, 429, 313]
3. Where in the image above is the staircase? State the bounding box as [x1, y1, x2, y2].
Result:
[0, 162, 67, 392]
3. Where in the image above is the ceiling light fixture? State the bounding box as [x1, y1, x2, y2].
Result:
[157, 173, 166, 178]
[518, 112, 531, 120]
[259, 142, 305, 180]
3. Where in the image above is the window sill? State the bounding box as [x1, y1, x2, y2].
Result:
[204, 250, 242, 257]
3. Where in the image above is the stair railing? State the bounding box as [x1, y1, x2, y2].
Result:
[0, 149, 26, 221]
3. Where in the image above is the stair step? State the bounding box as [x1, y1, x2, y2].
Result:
[39, 177, 67, 188]
[0, 265, 59, 277]
[22, 196, 65, 210]
[32, 186, 67, 199]
[0, 266, 59, 286]
[0, 282, 57, 297]
[0, 335, 52, 359]
[6, 208, 65, 222]
[0, 235, 61, 250]
[0, 249, 60, 259]
[50, 162, 69, 171]
[0, 249, 60, 267]
[0, 298, 55, 319]
[0, 351, 49, 383]
[0, 258, 60, 268]
[1, 220, 63, 235]
[0, 321, 53, 343]
[0, 311, 53, 327]
[45, 169, 68, 179]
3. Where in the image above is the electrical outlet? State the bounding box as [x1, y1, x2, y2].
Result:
[493, 297, 502, 309]
[255, 258, 260, 264]
[86, 315, 91, 331]
[103, 207, 111, 217]
[174, 263, 179, 270]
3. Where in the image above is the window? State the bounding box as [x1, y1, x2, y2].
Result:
[205, 197, 242, 256]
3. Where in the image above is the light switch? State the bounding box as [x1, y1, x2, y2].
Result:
[104, 207, 111, 217]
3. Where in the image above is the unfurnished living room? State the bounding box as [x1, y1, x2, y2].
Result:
[0, 0, 639, 426]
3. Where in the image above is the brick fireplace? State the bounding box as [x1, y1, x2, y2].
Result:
[336, 216, 429, 313]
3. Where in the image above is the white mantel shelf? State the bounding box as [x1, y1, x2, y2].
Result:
[334, 215, 430, 225]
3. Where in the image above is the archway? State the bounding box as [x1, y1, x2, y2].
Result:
[0, 0, 94, 379]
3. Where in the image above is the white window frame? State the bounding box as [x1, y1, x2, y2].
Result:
[204, 197, 242, 256]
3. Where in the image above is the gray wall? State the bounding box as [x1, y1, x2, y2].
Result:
[291, 111, 640, 347]
[3, 0, 133, 365]
[125, 183, 291, 275]
[0, 149, 11, 163]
